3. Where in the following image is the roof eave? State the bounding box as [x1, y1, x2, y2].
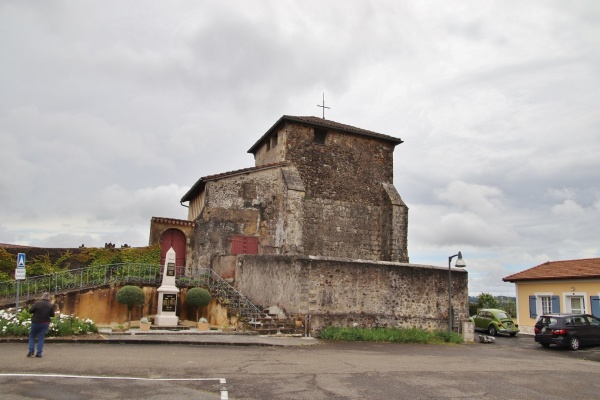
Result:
[247, 116, 287, 154]
[503, 275, 600, 283]
[180, 178, 206, 203]
[247, 115, 404, 154]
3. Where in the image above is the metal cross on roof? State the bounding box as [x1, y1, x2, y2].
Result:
[317, 93, 330, 119]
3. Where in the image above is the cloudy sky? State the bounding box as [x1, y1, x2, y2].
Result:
[1, 1, 599, 296]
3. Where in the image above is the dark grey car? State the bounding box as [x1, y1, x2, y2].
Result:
[534, 313, 600, 350]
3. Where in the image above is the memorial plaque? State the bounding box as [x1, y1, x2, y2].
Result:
[162, 293, 176, 312]
[166, 262, 175, 277]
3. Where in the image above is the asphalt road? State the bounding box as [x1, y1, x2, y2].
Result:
[488, 332, 600, 362]
[1, 335, 600, 399]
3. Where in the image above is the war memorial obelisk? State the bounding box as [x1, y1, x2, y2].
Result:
[153, 247, 179, 327]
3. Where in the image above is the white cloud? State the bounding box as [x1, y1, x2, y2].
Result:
[1, 0, 599, 295]
[552, 200, 585, 217]
[437, 181, 504, 215]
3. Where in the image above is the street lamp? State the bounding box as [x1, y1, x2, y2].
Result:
[448, 251, 466, 332]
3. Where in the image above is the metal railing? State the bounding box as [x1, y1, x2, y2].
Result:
[0, 263, 162, 305]
[0, 263, 261, 324]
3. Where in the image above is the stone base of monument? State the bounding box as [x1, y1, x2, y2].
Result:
[153, 315, 179, 327]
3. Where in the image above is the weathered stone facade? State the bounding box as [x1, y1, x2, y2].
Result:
[235, 255, 468, 332]
[182, 116, 409, 265]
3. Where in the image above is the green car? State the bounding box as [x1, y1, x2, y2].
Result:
[469, 308, 519, 337]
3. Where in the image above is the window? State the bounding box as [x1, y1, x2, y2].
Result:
[314, 128, 327, 145]
[568, 296, 584, 314]
[587, 315, 600, 327]
[230, 236, 259, 255]
[266, 134, 277, 151]
[530, 294, 560, 318]
[541, 296, 552, 314]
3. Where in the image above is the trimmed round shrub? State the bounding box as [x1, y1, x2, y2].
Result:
[116, 285, 145, 327]
[186, 287, 212, 322]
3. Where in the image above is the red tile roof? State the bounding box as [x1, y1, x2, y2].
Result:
[503, 258, 600, 282]
[247, 115, 403, 154]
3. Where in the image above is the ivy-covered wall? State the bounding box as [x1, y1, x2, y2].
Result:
[0, 245, 161, 281]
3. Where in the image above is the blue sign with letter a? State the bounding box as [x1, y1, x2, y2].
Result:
[17, 253, 26, 268]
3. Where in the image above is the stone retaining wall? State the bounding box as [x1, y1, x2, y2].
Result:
[235, 254, 468, 333]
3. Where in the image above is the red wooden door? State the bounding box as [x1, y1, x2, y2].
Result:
[160, 229, 186, 273]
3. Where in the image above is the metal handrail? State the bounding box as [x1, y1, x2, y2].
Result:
[0, 263, 262, 324]
[0, 263, 162, 304]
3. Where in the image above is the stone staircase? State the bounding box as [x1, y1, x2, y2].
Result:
[248, 306, 306, 335]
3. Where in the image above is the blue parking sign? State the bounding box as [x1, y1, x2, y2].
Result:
[17, 253, 26, 268]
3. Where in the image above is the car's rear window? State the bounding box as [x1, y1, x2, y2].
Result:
[538, 317, 558, 327]
[496, 311, 510, 319]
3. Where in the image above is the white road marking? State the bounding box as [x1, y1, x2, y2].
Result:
[0, 374, 228, 399]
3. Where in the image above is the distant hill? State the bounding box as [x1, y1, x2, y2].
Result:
[469, 295, 516, 303]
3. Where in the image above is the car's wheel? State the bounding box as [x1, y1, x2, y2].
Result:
[509, 332, 517, 337]
[568, 336, 580, 351]
[541, 343, 551, 348]
[488, 325, 497, 336]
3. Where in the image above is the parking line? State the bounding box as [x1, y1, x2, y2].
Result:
[0, 374, 228, 399]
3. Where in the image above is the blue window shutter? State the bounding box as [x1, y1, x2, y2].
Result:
[529, 296, 537, 318]
[591, 296, 600, 318]
[551, 295, 560, 313]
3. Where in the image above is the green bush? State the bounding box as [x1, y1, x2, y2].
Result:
[319, 326, 464, 344]
[186, 287, 212, 322]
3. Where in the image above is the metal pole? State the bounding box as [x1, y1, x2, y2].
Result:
[448, 255, 452, 332]
[448, 252, 466, 333]
[16, 280, 20, 314]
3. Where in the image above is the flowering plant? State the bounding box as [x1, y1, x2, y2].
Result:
[0, 308, 98, 337]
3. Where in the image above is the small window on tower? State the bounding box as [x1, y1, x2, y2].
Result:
[314, 128, 326, 145]
[271, 134, 278, 148]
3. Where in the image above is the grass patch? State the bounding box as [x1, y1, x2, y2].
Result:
[319, 326, 464, 344]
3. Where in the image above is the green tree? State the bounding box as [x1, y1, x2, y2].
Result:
[186, 287, 212, 322]
[116, 285, 145, 327]
[498, 298, 517, 318]
[477, 293, 498, 309]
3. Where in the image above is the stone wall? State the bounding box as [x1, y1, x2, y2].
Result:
[43, 285, 227, 326]
[191, 167, 286, 267]
[283, 123, 395, 202]
[235, 255, 468, 333]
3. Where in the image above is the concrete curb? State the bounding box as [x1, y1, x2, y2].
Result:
[0, 331, 321, 347]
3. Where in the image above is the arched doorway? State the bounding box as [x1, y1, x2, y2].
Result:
[160, 229, 186, 275]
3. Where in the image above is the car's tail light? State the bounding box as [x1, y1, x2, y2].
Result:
[534, 327, 540, 334]
[515, 324, 519, 327]
[552, 329, 567, 335]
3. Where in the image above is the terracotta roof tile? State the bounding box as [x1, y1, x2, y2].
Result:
[503, 258, 600, 282]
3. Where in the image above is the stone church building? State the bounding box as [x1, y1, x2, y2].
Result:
[150, 115, 468, 332]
